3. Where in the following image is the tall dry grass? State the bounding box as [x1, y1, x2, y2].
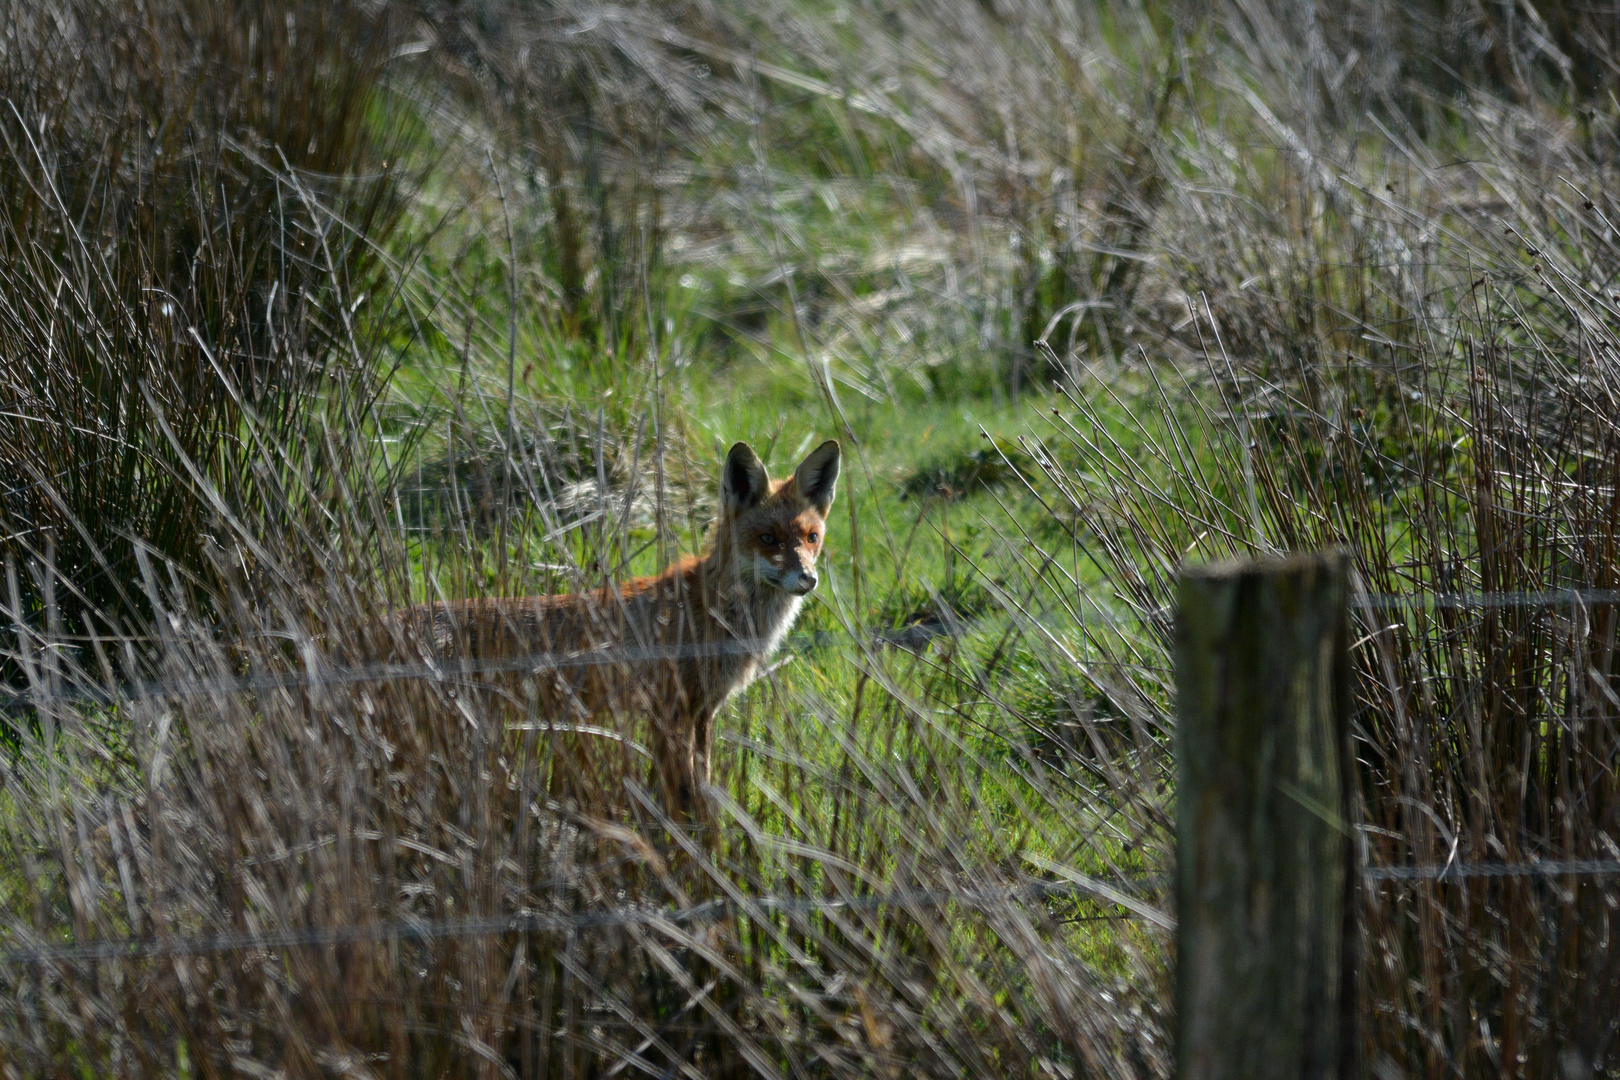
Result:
[407, 0, 750, 349]
[3, 0, 1620, 1076]
[0, 6, 1169, 1077]
[0, 0, 412, 653]
[0, 564, 1171, 1074]
[1032, 74, 1620, 1074]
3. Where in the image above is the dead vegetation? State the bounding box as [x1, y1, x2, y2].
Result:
[2, 0, 1620, 1076]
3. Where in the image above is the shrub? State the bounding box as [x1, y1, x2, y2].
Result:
[0, 0, 410, 652]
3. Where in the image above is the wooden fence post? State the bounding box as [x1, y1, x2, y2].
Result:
[1175, 553, 1358, 1080]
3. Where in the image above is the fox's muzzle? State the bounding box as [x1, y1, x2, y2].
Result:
[779, 568, 817, 595]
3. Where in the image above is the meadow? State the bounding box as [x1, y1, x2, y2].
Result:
[2, 0, 1619, 1075]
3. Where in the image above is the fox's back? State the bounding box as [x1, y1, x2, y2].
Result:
[410, 563, 701, 659]
[399, 558, 777, 722]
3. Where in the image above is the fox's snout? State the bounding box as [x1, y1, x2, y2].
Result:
[778, 567, 817, 595]
[749, 552, 819, 595]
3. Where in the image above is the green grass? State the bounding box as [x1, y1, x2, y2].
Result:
[7, 0, 1620, 1073]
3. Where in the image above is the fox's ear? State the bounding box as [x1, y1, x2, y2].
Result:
[721, 442, 770, 513]
[793, 439, 840, 514]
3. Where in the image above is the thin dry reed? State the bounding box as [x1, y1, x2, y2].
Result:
[4, 0, 1620, 1076]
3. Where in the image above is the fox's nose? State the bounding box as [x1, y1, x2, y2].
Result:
[788, 571, 817, 595]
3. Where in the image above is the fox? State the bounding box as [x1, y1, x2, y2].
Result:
[401, 439, 840, 816]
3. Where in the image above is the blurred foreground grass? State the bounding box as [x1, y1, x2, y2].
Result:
[3, 0, 1620, 1075]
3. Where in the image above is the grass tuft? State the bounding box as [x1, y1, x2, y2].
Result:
[4, 0, 1620, 1076]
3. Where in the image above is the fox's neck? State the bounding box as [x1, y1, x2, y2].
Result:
[696, 531, 803, 648]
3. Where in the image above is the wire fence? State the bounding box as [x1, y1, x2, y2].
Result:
[0, 615, 1001, 715]
[6, 585, 1620, 970]
[7, 856, 1620, 968]
[6, 585, 1620, 715]
[0, 877, 1140, 966]
[1362, 858, 1620, 881]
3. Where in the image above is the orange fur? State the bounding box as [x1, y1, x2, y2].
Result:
[399, 440, 841, 815]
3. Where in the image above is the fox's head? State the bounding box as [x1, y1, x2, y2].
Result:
[718, 439, 840, 596]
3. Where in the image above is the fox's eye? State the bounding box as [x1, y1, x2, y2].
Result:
[807, 532, 819, 544]
[759, 533, 777, 546]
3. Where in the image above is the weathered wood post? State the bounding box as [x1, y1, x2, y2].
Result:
[1175, 553, 1358, 1080]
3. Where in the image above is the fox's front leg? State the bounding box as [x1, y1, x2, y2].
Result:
[651, 708, 705, 819]
[691, 704, 723, 795]
[665, 706, 723, 822]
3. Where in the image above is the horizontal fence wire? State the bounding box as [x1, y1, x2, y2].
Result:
[1362, 858, 1620, 882]
[7, 586, 1620, 965]
[6, 586, 1620, 714]
[1355, 587, 1620, 611]
[0, 633, 888, 718]
[0, 615, 1016, 715]
[8, 857, 1620, 967]
[0, 876, 1151, 966]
